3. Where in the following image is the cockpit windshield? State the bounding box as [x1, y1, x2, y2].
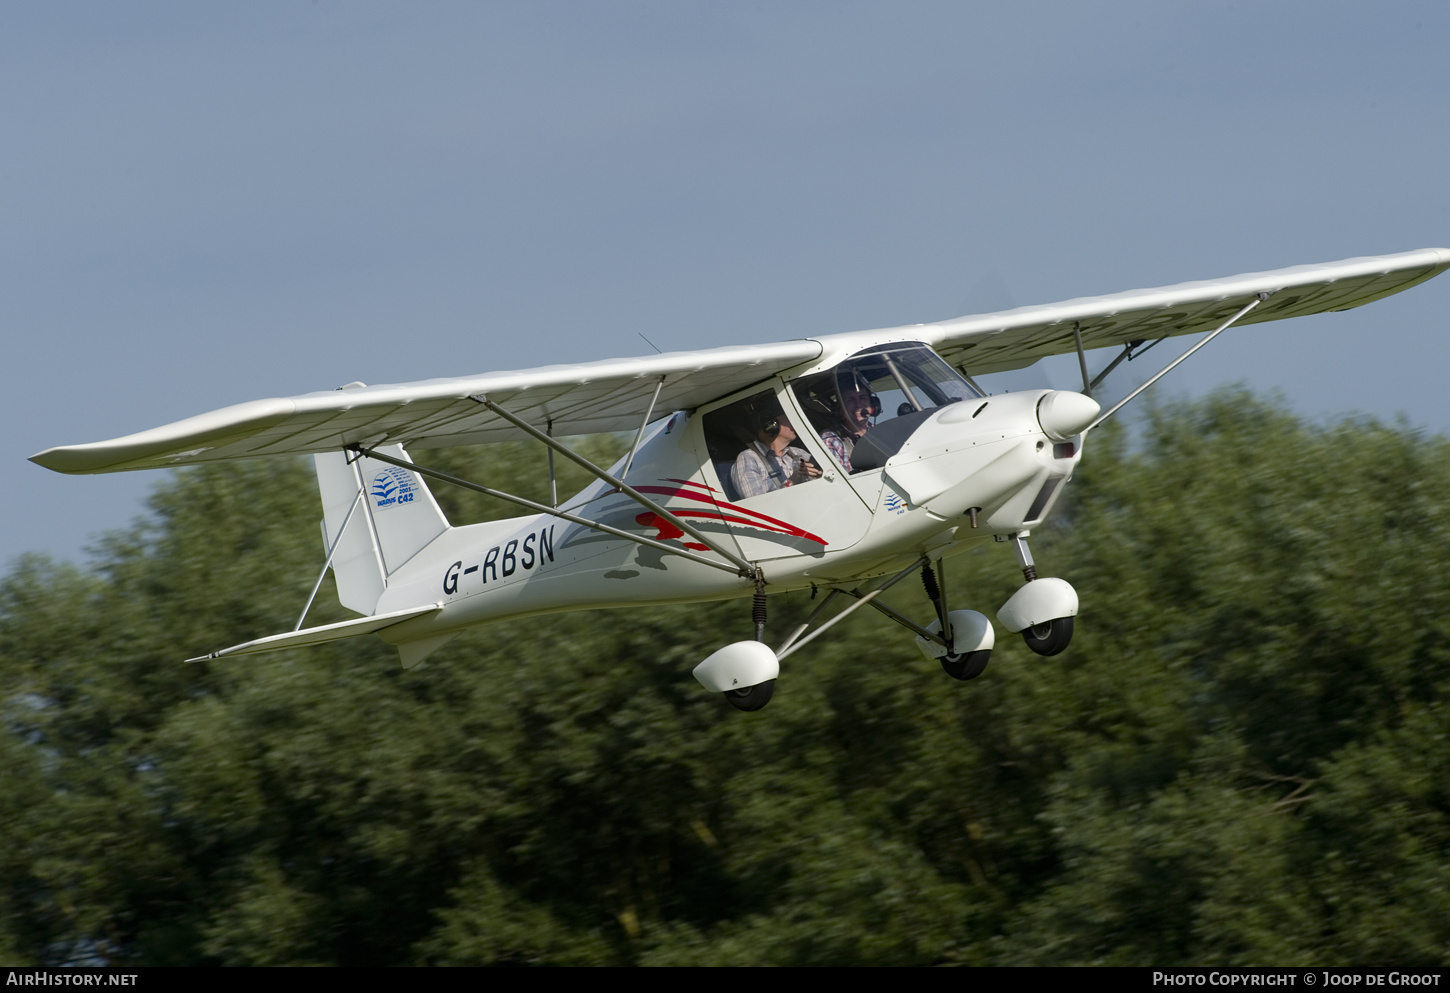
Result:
[790, 343, 980, 474]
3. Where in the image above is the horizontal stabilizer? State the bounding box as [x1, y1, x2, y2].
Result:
[185, 604, 441, 663]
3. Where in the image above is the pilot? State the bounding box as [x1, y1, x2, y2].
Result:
[815, 371, 878, 474]
[732, 411, 821, 498]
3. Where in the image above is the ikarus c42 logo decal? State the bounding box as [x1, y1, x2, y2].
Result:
[371, 466, 417, 510]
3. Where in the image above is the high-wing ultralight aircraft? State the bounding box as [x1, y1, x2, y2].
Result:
[31, 249, 1450, 711]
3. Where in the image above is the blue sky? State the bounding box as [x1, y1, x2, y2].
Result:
[6, 1, 1449, 567]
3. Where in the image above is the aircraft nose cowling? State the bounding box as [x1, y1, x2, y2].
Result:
[1036, 391, 1100, 442]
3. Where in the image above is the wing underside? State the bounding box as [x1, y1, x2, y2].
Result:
[918, 248, 1450, 375]
[32, 340, 823, 474]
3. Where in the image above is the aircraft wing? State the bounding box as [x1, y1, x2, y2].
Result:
[914, 247, 1450, 375]
[31, 248, 1450, 475]
[32, 340, 822, 474]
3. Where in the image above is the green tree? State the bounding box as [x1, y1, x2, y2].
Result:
[2, 392, 1448, 966]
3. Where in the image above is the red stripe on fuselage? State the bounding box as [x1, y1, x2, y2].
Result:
[633, 484, 828, 546]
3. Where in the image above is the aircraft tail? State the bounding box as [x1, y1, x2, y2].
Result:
[313, 444, 450, 615]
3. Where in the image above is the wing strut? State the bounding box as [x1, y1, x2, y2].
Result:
[1087, 340, 1142, 394]
[1086, 293, 1269, 430]
[546, 418, 558, 508]
[1071, 323, 1093, 397]
[470, 394, 759, 577]
[349, 444, 754, 578]
[621, 376, 666, 480]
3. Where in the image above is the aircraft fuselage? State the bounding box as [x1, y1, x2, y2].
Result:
[373, 382, 1086, 648]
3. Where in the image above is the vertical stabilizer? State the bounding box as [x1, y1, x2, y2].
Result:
[313, 444, 450, 615]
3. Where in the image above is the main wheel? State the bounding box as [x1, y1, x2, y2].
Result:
[940, 649, 991, 681]
[1022, 616, 1073, 656]
[724, 679, 776, 712]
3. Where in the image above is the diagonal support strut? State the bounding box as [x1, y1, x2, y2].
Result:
[776, 555, 944, 662]
[1087, 293, 1270, 431]
[472, 394, 757, 576]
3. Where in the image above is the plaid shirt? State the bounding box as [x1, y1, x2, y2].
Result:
[820, 430, 853, 474]
[733, 442, 814, 497]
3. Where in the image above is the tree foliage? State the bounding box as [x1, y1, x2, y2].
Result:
[3, 392, 1448, 965]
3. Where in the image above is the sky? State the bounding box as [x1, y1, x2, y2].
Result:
[5, 1, 1449, 568]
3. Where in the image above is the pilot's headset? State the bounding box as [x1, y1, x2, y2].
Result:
[836, 369, 881, 422]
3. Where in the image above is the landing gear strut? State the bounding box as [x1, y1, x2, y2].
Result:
[921, 562, 993, 680]
[694, 552, 1015, 712]
[997, 532, 1078, 657]
[693, 577, 782, 713]
[726, 582, 777, 711]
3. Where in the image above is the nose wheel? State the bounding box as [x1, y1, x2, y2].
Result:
[998, 533, 1078, 656]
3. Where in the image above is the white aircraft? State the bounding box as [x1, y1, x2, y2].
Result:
[31, 249, 1450, 711]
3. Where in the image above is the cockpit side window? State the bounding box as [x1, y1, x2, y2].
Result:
[702, 388, 825, 502]
[789, 343, 979, 474]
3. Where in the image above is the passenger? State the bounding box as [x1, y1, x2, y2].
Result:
[817, 374, 877, 474]
[732, 412, 821, 497]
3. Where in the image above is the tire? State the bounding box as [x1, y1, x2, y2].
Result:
[724, 679, 776, 712]
[1022, 616, 1073, 656]
[940, 649, 991, 681]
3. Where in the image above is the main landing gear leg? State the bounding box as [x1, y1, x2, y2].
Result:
[726, 579, 776, 711]
[997, 532, 1077, 657]
[918, 560, 994, 680]
[693, 572, 781, 713]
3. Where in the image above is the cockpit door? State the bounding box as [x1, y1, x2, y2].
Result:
[697, 381, 873, 562]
